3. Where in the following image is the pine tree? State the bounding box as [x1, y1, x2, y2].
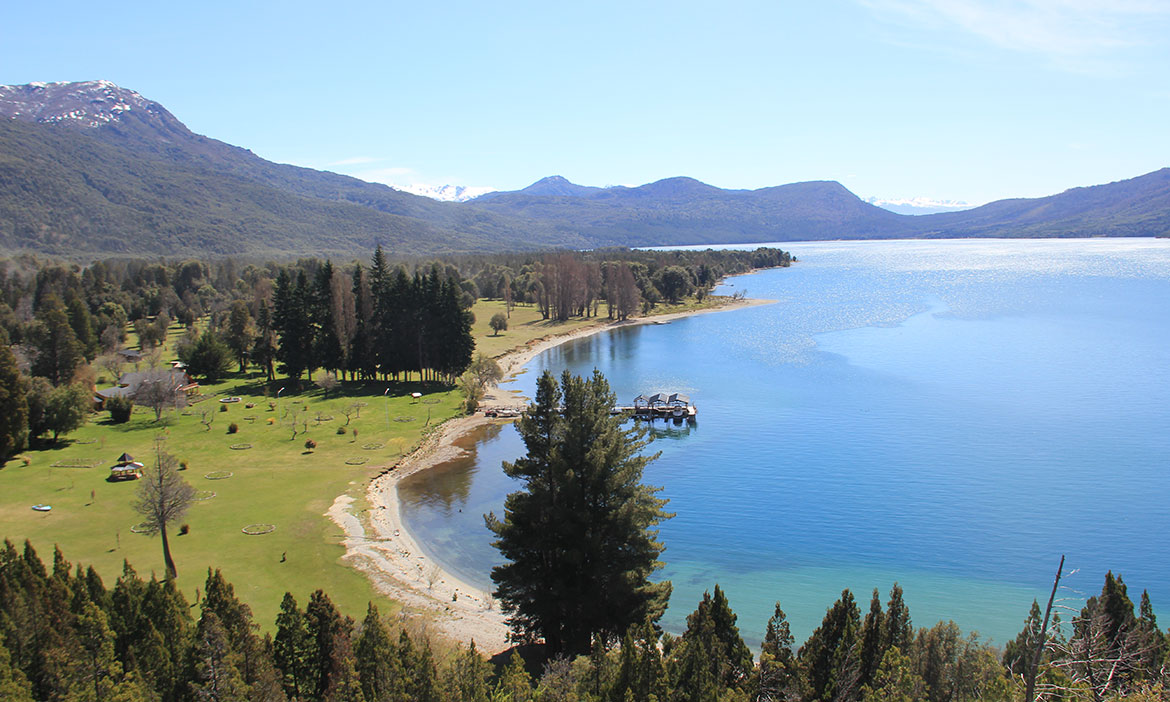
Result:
[66, 292, 99, 360]
[1003, 600, 1044, 677]
[860, 646, 924, 702]
[759, 603, 799, 701]
[31, 294, 83, 385]
[224, 300, 256, 372]
[440, 642, 491, 702]
[398, 631, 438, 702]
[274, 593, 315, 701]
[305, 589, 357, 700]
[353, 603, 404, 702]
[312, 261, 344, 375]
[181, 329, 233, 382]
[0, 328, 29, 459]
[800, 589, 861, 702]
[858, 588, 886, 688]
[190, 611, 249, 702]
[1136, 591, 1166, 678]
[71, 600, 126, 701]
[200, 568, 281, 697]
[493, 651, 534, 702]
[348, 265, 374, 381]
[612, 619, 665, 702]
[253, 300, 277, 382]
[0, 637, 34, 702]
[486, 369, 672, 655]
[671, 586, 754, 699]
[883, 583, 913, 653]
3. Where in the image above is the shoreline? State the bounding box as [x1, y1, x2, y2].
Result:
[327, 295, 775, 654]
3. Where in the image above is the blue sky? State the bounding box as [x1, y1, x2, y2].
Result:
[2, 0, 1169, 205]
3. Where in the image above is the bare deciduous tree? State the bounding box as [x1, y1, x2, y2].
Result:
[136, 369, 188, 421]
[133, 438, 195, 579]
[315, 371, 339, 398]
[96, 353, 126, 385]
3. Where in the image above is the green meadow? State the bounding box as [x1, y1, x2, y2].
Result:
[0, 297, 733, 630]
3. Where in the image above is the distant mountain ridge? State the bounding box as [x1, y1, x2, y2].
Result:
[0, 80, 579, 257]
[1, 80, 1168, 259]
[471, 170, 1170, 244]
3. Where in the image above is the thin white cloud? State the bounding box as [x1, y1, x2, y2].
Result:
[859, 0, 1170, 68]
[349, 167, 415, 186]
[329, 156, 381, 166]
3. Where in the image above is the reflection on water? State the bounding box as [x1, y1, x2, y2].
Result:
[643, 418, 698, 440]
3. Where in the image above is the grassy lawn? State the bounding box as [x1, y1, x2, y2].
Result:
[2, 325, 459, 629]
[470, 300, 601, 359]
[470, 296, 739, 359]
[1, 295, 737, 630]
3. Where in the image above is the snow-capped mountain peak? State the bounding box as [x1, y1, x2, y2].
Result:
[865, 195, 975, 215]
[0, 79, 163, 128]
[391, 183, 497, 202]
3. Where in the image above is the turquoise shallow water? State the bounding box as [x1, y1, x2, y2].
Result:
[399, 238, 1170, 647]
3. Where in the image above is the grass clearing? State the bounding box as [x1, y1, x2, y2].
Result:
[2, 295, 738, 630]
[2, 366, 459, 629]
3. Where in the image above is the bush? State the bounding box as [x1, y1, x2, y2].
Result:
[489, 312, 508, 335]
[179, 460, 188, 471]
[336, 426, 347, 435]
[106, 395, 133, 423]
[179, 524, 190, 535]
[227, 422, 239, 434]
[219, 404, 228, 412]
[304, 439, 317, 451]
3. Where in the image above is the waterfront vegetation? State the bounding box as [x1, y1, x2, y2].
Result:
[0, 247, 783, 630]
[6, 245, 1169, 700]
[2, 541, 1167, 701]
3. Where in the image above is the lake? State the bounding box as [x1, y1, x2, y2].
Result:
[398, 238, 1170, 647]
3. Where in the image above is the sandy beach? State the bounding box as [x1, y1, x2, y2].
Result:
[326, 297, 773, 654]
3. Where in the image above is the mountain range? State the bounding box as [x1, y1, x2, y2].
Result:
[1, 80, 1167, 259]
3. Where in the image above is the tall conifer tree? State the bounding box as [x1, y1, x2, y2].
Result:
[0, 328, 29, 459]
[487, 369, 672, 655]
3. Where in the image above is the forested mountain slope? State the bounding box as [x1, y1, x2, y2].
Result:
[2, 80, 1168, 259]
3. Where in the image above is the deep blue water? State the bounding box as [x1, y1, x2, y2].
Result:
[399, 238, 1170, 647]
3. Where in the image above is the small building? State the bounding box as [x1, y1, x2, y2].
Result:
[116, 348, 144, 363]
[109, 452, 144, 481]
[94, 368, 199, 411]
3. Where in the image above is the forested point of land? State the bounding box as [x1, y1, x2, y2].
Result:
[0, 245, 791, 455]
[0, 541, 1165, 701]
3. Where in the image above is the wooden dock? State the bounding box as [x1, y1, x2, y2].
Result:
[485, 391, 698, 422]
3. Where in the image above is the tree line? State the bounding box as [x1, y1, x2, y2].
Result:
[270, 247, 474, 385]
[1, 540, 1165, 702]
[0, 246, 791, 459]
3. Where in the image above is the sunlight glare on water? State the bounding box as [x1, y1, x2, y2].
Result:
[398, 238, 1170, 646]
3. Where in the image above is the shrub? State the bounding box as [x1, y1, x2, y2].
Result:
[336, 426, 347, 435]
[106, 395, 133, 423]
[179, 460, 188, 471]
[227, 422, 239, 434]
[179, 524, 190, 535]
[304, 439, 317, 451]
[266, 417, 275, 425]
[219, 404, 228, 413]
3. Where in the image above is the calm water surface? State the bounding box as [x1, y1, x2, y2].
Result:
[399, 239, 1170, 646]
